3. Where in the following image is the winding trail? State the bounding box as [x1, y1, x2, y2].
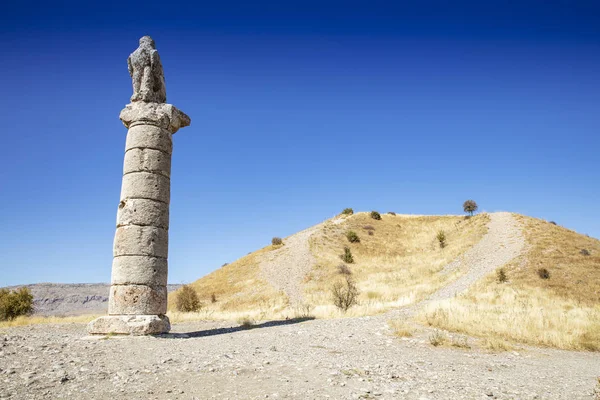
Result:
[258, 226, 318, 305]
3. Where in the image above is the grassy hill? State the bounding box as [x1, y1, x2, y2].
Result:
[170, 210, 599, 351]
[169, 211, 489, 319]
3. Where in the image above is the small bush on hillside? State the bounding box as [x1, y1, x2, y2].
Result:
[211, 293, 217, 303]
[0, 287, 33, 321]
[175, 285, 202, 312]
[331, 276, 359, 312]
[436, 230, 447, 248]
[429, 330, 447, 347]
[346, 230, 360, 243]
[537, 268, 551, 280]
[340, 246, 354, 263]
[388, 211, 396, 216]
[272, 237, 283, 246]
[580, 249, 591, 256]
[368, 230, 374, 236]
[496, 268, 508, 283]
[337, 264, 352, 275]
[463, 200, 478, 216]
[363, 225, 375, 231]
[238, 317, 254, 329]
[341, 208, 354, 215]
[370, 211, 382, 220]
[549, 221, 557, 225]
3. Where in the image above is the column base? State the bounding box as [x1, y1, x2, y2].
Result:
[87, 315, 170, 335]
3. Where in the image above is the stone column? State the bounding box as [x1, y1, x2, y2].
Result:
[88, 103, 190, 335]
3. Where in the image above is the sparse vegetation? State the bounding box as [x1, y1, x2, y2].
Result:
[337, 264, 352, 275]
[436, 230, 447, 248]
[420, 214, 600, 351]
[211, 293, 217, 303]
[580, 249, 591, 256]
[549, 221, 557, 225]
[340, 246, 354, 263]
[238, 316, 255, 329]
[537, 268, 550, 280]
[341, 208, 354, 215]
[388, 320, 414, 338]
[272, 237, 283, 246]
[429, 330, 447, 346]
[0, 287, 33, 321]
[370, 211, 382, 220]
[331, 276, 359, 312]
[463, 200, 478, 216]
[496, 268, 508, 283]
[175, 285, 202, 312]
[388, 212, 396, 216]
[346, 230, 360, 243]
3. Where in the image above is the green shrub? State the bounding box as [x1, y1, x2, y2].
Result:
[496, 268, 508, 283]
[463, 200, 478, 216]
[331, 276, 359, 312]
[272, 237, 283, 246]
[537, 268, 550, 279]
[341, 208, 354, 215]
[345, 230, 360, 243]
[0, 287, 34, 321]
[436, 230, 447, 248]
[175, 285, 202, 312]
[340, 246, 354, 263]
[370, 211, 382, 220]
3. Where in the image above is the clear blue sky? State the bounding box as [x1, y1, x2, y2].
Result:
[1, 1, 599, 286]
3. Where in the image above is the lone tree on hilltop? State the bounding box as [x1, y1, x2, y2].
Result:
[463, 200, 478, 216]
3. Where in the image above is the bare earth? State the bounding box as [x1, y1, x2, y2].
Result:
[1, 213, 598, 399]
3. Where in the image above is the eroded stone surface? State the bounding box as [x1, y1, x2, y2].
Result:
[120, 172, 170, 204]
[120, 102, 190, 134]
[111, 256, 168, 286]
[117, 198, 169, 229]
[87, 314, 170, 335]
[108, 284, 167, 315]
[123, 147, 171, 177]
[87, 36, 190, 335]
[113, 225, 168, 258]
[125, 124, 173, 154]
[127, 36, 166, 104]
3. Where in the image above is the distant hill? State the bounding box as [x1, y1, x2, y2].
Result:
[2, 283, 182, 316]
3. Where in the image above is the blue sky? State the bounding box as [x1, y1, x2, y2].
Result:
[1, 1, 599, 286]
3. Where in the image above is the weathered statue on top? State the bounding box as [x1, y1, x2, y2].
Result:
[127, 36, 167, 103]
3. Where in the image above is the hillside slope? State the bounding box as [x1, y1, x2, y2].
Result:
[172, 211, 491, 318]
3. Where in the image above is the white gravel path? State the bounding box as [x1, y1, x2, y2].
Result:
[259, 226, 318, 305]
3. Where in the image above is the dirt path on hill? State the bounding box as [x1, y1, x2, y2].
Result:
[259, 226, 318, 305]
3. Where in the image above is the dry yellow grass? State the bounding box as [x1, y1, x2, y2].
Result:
[168, 246, 289, 316]
[420, 215, 600, 351]
[305, 212, 489, 315]
[0, 314, 100, 328]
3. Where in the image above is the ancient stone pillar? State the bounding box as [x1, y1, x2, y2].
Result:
[88, 36, 190, 335]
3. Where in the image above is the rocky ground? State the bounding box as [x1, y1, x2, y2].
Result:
[1, 316, 599, 400]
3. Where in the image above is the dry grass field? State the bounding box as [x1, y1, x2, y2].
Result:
[305, 212, 489, 318]
[421, 215, 600, 350]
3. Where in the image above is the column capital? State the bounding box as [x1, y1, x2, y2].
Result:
[120, 102, 191, 134]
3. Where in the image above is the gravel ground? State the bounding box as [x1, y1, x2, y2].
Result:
[259, 226, 318, 305]
[1, 317, 598, 400]
[2, 213, 598, 400]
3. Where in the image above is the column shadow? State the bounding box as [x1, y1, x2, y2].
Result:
[157, 317, 315, 339]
